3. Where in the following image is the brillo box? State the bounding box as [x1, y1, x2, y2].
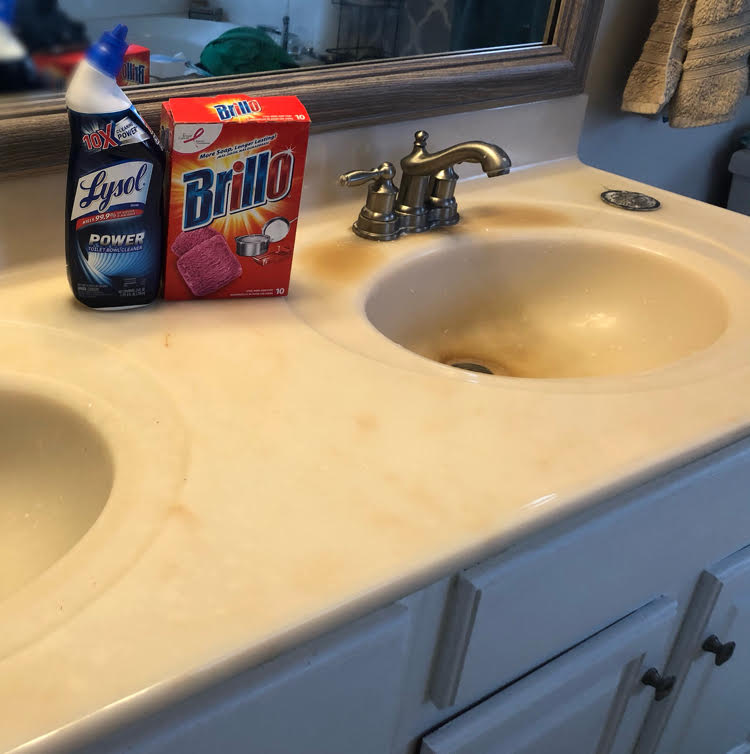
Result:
[160, 94, 310, 300]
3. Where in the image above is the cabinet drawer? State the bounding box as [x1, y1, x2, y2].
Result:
[637, 543, 750, 754]
[429, 445, 750, 710]
[422, 598, 677, 754]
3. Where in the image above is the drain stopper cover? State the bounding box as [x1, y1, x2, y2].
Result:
[601, 190, 661, 211]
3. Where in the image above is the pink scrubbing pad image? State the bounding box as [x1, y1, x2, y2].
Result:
[171, 226, 221, 257]
[176, 235, 242, 297]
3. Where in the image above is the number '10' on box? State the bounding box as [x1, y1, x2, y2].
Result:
[160, 95, 310, 300]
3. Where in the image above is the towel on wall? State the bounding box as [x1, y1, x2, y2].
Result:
[622, 0, 696, 114]
[670, 0, 750, 126]
[623, 0, 750, 126]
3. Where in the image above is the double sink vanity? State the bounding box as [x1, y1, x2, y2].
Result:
[3, 96, 750, 753]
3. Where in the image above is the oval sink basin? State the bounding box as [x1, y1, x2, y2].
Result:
[0, 321, 187, 655]
[0, 389, 113, 601]
[364, 237, 729, 378]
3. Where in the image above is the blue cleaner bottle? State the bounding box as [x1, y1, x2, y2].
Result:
[65, 24, 164, 309]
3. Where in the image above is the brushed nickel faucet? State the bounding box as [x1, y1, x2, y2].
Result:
[339, 130, 511, 241]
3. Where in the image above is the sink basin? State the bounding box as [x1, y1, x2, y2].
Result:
[364, 236, 729, 378]
[0, 321, 187, 656]
[0, 389, 113, 601]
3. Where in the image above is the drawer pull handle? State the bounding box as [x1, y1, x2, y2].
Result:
[641, 667, 676, 701]
[702, 635, 736, 666]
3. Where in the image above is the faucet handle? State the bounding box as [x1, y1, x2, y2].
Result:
[338, 162, 400, 241]
[339, 162, 395, 188]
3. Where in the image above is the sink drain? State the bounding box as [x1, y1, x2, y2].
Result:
[601, 190, 661, 211]
[448, 361, 494, 375]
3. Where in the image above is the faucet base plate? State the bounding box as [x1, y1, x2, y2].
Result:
[352, 223, 401, 242]
[429, 208, 460, 227]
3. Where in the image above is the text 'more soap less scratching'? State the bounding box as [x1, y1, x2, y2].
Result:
[65, 24, 164, 309]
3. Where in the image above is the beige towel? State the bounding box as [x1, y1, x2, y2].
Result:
[670, 0, 750, 126]
[622, 0, 696, 114]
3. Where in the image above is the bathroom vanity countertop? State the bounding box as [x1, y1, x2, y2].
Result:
[3, 158, 750, 751]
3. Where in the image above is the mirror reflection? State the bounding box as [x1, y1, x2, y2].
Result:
[2, 0, 558, 94]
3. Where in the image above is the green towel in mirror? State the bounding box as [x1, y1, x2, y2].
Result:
[199, 27, 298, 76]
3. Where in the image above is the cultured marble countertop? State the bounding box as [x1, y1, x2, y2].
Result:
[3, 158, 750, 751]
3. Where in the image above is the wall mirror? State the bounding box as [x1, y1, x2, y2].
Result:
[1, 0, 604, 175]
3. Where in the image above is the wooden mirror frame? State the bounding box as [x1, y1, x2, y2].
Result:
[0, 0, 603, 176]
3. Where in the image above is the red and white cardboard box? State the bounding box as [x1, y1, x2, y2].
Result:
[160, 94, 311, 300]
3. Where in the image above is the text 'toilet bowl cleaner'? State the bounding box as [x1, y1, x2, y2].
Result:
[65, 24, 164, 309]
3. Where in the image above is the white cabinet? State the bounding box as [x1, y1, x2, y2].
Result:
[421, 598, 677, 754]
[637, 545, 750, 754]
[429, 440, 750, 714]
[82, 604, 410, 754]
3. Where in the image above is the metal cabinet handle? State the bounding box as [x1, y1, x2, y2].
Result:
[702, 635, 736, 666]
[641, 667, 676, 701]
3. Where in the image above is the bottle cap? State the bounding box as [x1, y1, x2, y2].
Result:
[86, 24, 128, 78]
[0, 0, 15, 24]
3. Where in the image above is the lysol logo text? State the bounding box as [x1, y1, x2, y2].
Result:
[182, 149, 293, 230]
[82, 122, 119, 152]
[71, 161, 153, 220]
[212, 99, 261, 121]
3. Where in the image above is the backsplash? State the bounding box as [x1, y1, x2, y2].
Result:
[0, 95, 586, 271]
[302, 95, 587, 211]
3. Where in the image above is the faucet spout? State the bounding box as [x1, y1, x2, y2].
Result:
[400, 130, 511, 177]
[394, 130, 512, 233]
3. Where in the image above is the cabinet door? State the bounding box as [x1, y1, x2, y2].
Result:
[73, 604, 409, 754]
[649, 545, 750, 754]
[420, 598, 677, 754]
